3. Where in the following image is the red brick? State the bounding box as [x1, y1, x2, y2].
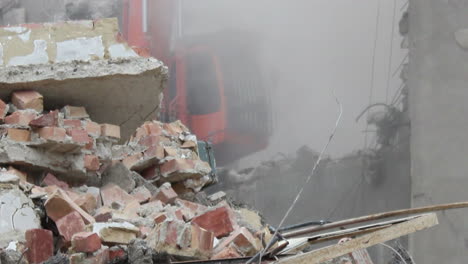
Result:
[25, 229, 53, 264]
[85, 121, 101, 137]
[6, 128, 31, 142]
[141, 165, 159, 180]
[74, 193, 98, 214]
[154, 212, 167, 224]
[151, 183, 177, 204]
[38, 127, 66, 141]
[67, 128, 90, 144]
[63, 119, 82, 128]
[214, 227, 259, 255]
[131, 186, 151, 203]
[176, 198, 208, 215]
[181, 140, 197, 148]
[163, 122, 184, 135]
[109, 247, 127, 262]
[90, 247, 110, 264]
[56, 211, 86, 242]
[72, 232, 102, 253]
[143, 145, 164, 160]
[122, 200, 141, 218]
[192, 206, 237, 238]
[211, 245, 242, 260]
[44, 189, 95, 224]
[63, 105, 89, 119]
[0, 99, 8, 120]
[42, 172, 69, 190]
[122, 153, 142, 170]
[29, 110, 59, 128]
[101, 124, 120, 139]
[138, 135, 160, 147]
[85, 137, 95, 150]
[156, 220, 191, 249]
[84, 155, 100, 171]
[101, 183, 139, 208]
[164, 147, 178, 157]
[144, 122, 162, 135]
[94, 207, 113, 222]
[11, 90, 43, 112]
[191, 224, 214, 252]
[5, 111, 37, 126]
[133, 126, 148, 142]
[7, 166, 28, 182]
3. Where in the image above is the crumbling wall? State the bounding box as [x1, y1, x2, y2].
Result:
[408, 1, 468, 262]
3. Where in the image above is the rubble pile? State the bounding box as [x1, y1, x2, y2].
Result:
[0, 90, 267, 264]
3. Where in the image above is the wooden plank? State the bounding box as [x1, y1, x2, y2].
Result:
[283, 201, 466, 238]
[276, 213, 438, 264]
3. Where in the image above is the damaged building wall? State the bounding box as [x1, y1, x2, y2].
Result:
[408, 1, 468, 262]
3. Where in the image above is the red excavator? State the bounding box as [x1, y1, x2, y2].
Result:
[121, 0, 272, 165]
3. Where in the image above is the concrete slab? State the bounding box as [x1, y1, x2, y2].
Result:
[0, 18, 167, 140]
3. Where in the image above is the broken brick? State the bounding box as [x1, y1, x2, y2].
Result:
[25, 229, 54, 264]
[94, 207, 113, 222]
[44, 189, 95, 224]
[56, 211, 86, 242]
[163, 122, 184, 135]
[143, 145, 165, 160]
[63, 105, 89, 119]
[0, 99, 8, 120]
[211, 244, 242, 260]
[84, 155, 100, 171]
[7, 166, 28, 182]
[101, 183, 139, 208]
[5, 111, 37, 126]
[122, 153, 142, 170]
[74, 193, 98, 214]
[160, 158, 211, 181]
[42, 172, 69, 190]
[38, 126, 67, 141]
[154, 212, 167, 224]
[63, 119, 82, 128]
[109, 246, 127, 262]
[141, 165, 159, 180]
[151, 183, 177, 204]
[29, 110, 59, 127]
[5, 128, 31, 142]
[192, 206, 236, 238]
[144, 121, 162, 135]
[85, 121, 101, 137]
[131, 186, 151, 203]
[11, 90, 44, 112]
[101, 123, 120, 139]
[68, 128, 90, 144]
[191, 224, 214, 253]
[214, 227, 259, 256]
[164, 146, 178, 157]
[138, 135, 160, 147]
[72, 232, 102, 253]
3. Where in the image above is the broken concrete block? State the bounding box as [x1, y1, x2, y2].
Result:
[0, 99, 8, 120]
[138, 135, 161, 148]
[11, 90, 44, 112]
[137, 200, 164, 218]
[44, 189, 95, 224]
[127, 239, 153, 264]
[141, 165, 159, 180]
[151, 182, 177, 204]
[37, 127, 67, 141]
[72, 232, 102, 253]
[25, 229, 54, 264]
[85, 121, 101, 137]
[0, 187, 41, 238]
[122, 153, 143, 170]
[191, 224, 214, 253]
[0, 172, 20, 185]
[101, 124, 120, 139]
[5, 128, 31, 142]
[63, 106, 89, 119]
[100, 183, 138, 208]
[29, 110, 59, 128]
[208, 191, 226, 204]
[214, 227, 259, 256]
[42, 172, 69, 190]
[93, 222, 139, 244]
[84, 155, 100, 171]
[160, 158, 211, 182]
[5, 111, 37, 126]
[0, 249, 28, 264]
[74, 193, 98, 214]
[236, 208, 263, 234]
[192, 206, 237, 238]
[131, 186, 151, 203]
[56, 211, 86, 242]
[7, 167, 27, 183]
[101, 163, 136, 193]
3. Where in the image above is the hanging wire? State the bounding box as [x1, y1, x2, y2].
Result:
[385, 0, 397, 103]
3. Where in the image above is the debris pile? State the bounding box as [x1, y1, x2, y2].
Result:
[0, 90, 267, 264]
